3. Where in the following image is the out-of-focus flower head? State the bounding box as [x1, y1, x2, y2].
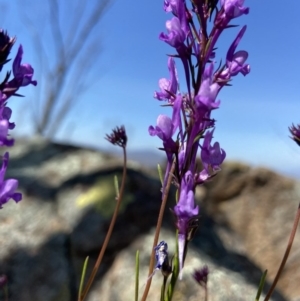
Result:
[289, 124, 300, 147]
[193, 265, 209, 287]
[105, 125, 127, 148]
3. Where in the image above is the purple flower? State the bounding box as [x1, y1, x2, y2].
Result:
[201, 129, 226, 173]
[147, 241, 172, 280]
[12, 45, 37, 87]
[220, 25, 250, 80]
[163, 0, 177, 13]
[2, 107, 15, 130]
[149, 95, 182, 161]
[160, 17, 187, 49]
[221, 0, 249, 19]
[0, 119, 13, 147]
[215, 0, 249, 30]
[194, 64, 220, 117]
[0, 105, 15, 147]
[0, 152, 22, 208]
[2, 45, 37, 100]
[154, 241, 172, 276]
[154, 57, 178, 102]
[160, 0, 189, 46]
[173, 170, 199, 278]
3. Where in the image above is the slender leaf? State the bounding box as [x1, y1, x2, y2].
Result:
[255, 270, 268, 301]
[135, 250, 140, 301]
[78, 256, 89, 301]
[114, 175, 120, 197]
[157, 164, 163, 186]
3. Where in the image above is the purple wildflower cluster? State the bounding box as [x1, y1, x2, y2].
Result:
[0, 30, 36, 208]
[149, 0, 249, 276]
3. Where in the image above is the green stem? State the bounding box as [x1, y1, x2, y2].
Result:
[160, 276, 168, 301]
[165, 235, 179, 301]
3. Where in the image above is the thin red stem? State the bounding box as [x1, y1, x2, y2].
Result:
[140, 161, 175, 301]
[264, 202, 300, 301]
[79, 147, 127, 301]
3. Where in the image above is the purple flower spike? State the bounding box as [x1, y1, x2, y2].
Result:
[12, 45, 37, 87]
[201, 129, 226, 173]
[154, 57, 178, 102]
[150, 0, 250, 279]
[0, 32, 36, 210]
[0, 152, 22, 208]
[173, 171, 199, 278]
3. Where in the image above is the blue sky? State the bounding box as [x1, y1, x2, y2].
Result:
[2, 1, 300, 177]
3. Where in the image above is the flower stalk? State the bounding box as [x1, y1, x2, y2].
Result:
[79, 126, 128, 301]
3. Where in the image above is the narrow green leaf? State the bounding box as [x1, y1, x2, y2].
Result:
[114, 175, 120, 197]
[157, 164, 163, 186]
[135, 250, 140, 301]
[255, 269, 268, 301]
[78, 256, 89, 301]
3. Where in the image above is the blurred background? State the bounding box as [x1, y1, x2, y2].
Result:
[1, 0, 300, 177]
